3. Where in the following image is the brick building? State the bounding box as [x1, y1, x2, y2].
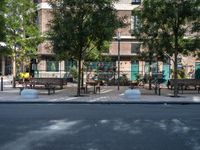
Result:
[35, 0, 199, 81]
[35, 0, 147, 80]
[1, 0, 199, 81]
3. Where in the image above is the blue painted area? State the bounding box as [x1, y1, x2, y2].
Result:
[195, 62, 200, 79]
[131, 61, 139, 81]
[162, 64, 170, 83]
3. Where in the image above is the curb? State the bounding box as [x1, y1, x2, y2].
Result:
[0, 101, 200, 105]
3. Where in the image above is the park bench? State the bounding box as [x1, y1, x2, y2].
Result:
[19, 80, 55, 95]
[19, 77, 68, 95]
[19, 84, 55, 95]
[168, 79, 200, 94]
[29, 78, 66, 89]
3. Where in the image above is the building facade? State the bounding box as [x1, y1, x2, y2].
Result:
[35, 0, 200, 81]
[36, 0, 146, 80]
[1, 0, 199, 81]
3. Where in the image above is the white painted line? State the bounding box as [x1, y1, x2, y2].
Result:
[89, 96, 108, 102]
[100, 89, 114, 94]
[64, 97, 79, 101]
[193, 96, 200, 102]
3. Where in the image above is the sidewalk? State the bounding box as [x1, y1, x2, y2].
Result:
[0, 83, 200, 103]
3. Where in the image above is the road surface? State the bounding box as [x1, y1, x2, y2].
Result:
[0, 103, 200, 150]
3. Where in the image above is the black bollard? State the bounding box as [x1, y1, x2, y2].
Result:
[158, 87, 161, 96]
[1, 77, 3, 91]
[154, 83, 157, 95]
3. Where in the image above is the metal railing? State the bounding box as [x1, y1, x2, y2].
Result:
[34, 69, 142, 79]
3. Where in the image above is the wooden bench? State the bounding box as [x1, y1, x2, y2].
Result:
[168, 79, 200, 93]
[29, 78, 66, 89]
[19, 85, 55, 95]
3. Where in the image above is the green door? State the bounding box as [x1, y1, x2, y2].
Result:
[195, 62, 200, 79]
[163, 63, 170, 83]
[131, 61, 139, 81]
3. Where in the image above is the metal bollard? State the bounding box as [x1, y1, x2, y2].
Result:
[158, 88, 161, 96]
[154, 85, 157, 95]
[1, 77, 3, 91]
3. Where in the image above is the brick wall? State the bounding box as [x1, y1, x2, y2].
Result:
[110, 42, 131, 55]
[38, 9, 53, 33]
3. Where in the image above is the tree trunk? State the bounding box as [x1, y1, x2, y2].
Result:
[81, 61, 84, 87]
[77, 55, 82, 96]
[149, 60, 152, 90]
[12, 55, 16, 88]
[174, 34, 178, 97]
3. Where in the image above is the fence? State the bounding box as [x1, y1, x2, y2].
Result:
[34, 69, 142, 79]
[33, 69, 166, 85]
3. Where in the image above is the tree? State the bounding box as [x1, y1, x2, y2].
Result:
[159, 0, 199, 97]
[132, 0, 166, 90]
[188, 7, 200, 60]
[4, 0, 42, 87]
[133, 0, 199, 97]
[0, 0, 11, 63]
[0, 0, 5, 43]
[48, 0, 125, 96]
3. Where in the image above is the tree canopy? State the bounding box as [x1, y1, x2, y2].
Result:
[132, 0, 166, 90]
[48, 0, 125, 96]
[133, 0, 200, 96]
[0, 0, 5, 42]
[0, 0, 11, 55]
[4, 0, 42, 86]
[5, 0, 41, 58]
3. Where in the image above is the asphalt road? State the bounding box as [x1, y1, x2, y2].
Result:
[0, 104, 200, 150]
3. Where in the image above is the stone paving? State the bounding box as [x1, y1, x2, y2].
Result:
[0, 82, 200, 103]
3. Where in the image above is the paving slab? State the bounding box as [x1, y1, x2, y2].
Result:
[0, 83, 200, 104]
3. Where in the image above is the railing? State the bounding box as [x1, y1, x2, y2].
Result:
[34, 70, 69, 78]
[34, 70, 143, 80]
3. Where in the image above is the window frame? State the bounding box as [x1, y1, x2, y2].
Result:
[131, 15, 140, 32]
[46, 60, 59, 72]
[131, 0, 141, 5]
[64, 60, 77, 72]
[131, 43, 141, 54]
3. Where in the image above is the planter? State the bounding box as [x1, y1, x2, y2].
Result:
[21, 89, 39, 99]
[124, 89, 141, 99]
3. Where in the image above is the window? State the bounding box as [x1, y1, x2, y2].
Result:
[46, 60, 59, 72]
[131, 0, 141, 4]
[131, 43, 141, 53]
[131, 15, 140, 32]
[65, 60, 77, 71]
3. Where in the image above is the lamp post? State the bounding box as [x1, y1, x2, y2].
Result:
[117, 32, 121, 91]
